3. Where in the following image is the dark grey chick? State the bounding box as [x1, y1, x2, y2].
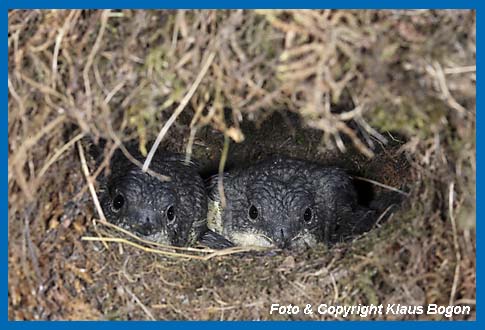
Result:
[207, 157, 375, 249]
[98, 145, 207, 247]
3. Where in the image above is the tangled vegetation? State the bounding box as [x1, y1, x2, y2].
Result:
[8, 10, 475, 320]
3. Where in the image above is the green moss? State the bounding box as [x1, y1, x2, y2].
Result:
[369, 97, 448, 139]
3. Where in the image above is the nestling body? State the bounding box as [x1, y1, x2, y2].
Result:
[99, 146, 208, 247]
[208, 157, 376, 249]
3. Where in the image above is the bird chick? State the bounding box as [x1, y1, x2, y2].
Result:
[208, 157, 375, 249]
[98, 145, 207, 247]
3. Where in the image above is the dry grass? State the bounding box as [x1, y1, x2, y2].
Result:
[8, 9, 475, 320]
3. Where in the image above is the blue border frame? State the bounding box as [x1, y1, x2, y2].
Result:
[5, 0, 478, 327]
[3, 0, 478, 9]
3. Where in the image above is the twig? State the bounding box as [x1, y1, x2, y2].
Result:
[82, 236, 209, 260]
[330, 273, 339, 302]
[374, 205, 395, 227]
[94, 218, 217, 253]
[8, 77, 25, 117]
[122, 284, 156, 320]
[83, 10, 110, 118]
[448, 182, 462, 308]
[336, 121, 374, 158]
[78, 141, 109, 249]
[427, 62, 468, 115]
[103, 80, 127, 105]
[72, 141, 118, 202]
[52, 11, 77, 89]
[92, 219, 109, 251]
[23, 205, 42, 283]
[117, 138, 171, 182]
[19, 72, 67, 101]
[82, 236, 265, 260]
[353, 176, 409, 197]
[443, 65, 476, 75]
[37, 132, 85, 180]
[100, 104, 171, 182]
[143, 51, 216, 172]
[77, 141, 106, 221]
[184, 125, 197, 165]
[217, 134, 230, 208]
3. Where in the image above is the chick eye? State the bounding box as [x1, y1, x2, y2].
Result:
[112, 194, 125, 212]
[303, 207, 313, 222]
[248, 205, 259, 220]
[166, 205, 175, 222]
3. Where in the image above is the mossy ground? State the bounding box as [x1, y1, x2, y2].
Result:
[8, 10, 475, 320]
